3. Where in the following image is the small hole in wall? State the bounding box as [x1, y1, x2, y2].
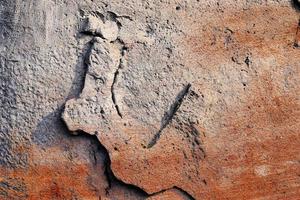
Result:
[176, 6, 181, 10]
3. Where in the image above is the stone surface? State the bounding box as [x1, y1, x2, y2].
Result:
[83, 15, 119, 42]
[1, 0, 300, 199]
[146, 189, 191, 200]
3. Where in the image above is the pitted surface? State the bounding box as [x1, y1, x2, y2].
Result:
[1, 0, 300, 199]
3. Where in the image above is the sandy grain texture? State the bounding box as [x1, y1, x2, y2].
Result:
[1, 0, 299, 199]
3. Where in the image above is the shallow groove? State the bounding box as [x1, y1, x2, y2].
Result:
[147, 83, 191, 148]
[111, 47, 127, 118]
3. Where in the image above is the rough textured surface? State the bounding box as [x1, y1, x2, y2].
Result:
[1, 0, 300, 199]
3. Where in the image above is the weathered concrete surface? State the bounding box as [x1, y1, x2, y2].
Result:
[1, 0, 300, 199]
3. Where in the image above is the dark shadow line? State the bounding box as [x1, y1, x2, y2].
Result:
[147, 83, 191, 148]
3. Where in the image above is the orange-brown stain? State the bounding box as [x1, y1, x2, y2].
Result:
[194, 71, 300, 199]
[0, 143, 107, 200]
[183, 5, 300, 67]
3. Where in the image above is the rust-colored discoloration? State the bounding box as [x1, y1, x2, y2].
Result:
[183, 5, 300, 67]
[1, 165, 101, 200]
[0, 144, 107, 200]
[146, 189, 190, 200]
[60, 3, 300, 199]
[192, 72, 300, 199]
[175, 4, 300, 199]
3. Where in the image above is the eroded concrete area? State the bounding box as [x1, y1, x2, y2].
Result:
[63, 1, 300, 199]
[1, 0, 300, 199]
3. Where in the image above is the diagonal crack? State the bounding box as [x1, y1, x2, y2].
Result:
[147, 83, 191, 148]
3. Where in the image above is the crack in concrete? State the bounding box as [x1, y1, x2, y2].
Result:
[111, 67, 123, 118]
[111, 46, 127, 119]
[147, 83, 191, 148]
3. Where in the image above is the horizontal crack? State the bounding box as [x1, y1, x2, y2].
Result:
[147, 83, 191, 148]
